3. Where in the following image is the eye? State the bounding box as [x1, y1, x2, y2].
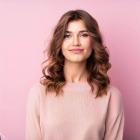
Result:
[64, 35, 71, 38]
[64, 34, 88, 38]
[81, 34, 88, 37]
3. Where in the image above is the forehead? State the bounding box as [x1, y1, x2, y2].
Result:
[66, 19, 87, 33]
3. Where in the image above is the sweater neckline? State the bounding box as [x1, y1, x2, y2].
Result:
[62, 80, 91, 90]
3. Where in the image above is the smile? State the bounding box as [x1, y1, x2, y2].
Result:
[69, 49, 84, 53]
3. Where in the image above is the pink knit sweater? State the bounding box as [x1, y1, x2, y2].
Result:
[26, 81, 125, 140]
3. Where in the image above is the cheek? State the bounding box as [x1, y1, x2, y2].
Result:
[61, 44, 69, 56]
[83, 39, 92, 56]
[82, 38, 92, 49]
[61, 41, 67, 49]
[61, 41, 71, 52]
[63, 40, 71, 46]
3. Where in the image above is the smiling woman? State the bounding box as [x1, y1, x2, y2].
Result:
[39, 10, 111, 97]
[26, 9, 125, 140]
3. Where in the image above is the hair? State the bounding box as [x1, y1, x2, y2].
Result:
[40, 9, 112, 98]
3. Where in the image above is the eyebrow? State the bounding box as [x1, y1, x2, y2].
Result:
[65, 30, 88, 33]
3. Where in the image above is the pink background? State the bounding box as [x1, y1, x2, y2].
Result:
[0, 0, 140, 140]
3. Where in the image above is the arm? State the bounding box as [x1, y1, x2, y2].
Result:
[104, 112, 125, 140]
[25, 84, 43, 140]
[104, 86, 125, 140]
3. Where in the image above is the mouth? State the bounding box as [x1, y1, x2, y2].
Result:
[69, 49, 84, 51]
[69, 49, 84, 53]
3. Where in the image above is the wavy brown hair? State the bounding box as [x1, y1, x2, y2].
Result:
[40, 9, 112, 98]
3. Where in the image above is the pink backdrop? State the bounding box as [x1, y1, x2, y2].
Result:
[0, 0, 140, 140]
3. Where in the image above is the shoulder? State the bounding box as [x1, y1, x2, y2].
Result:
[30, 82, 46, 91]
[105, 84, 124, 114]
[26, 82, 45, 112]
[106, 84, 122, 99]
[28, 82, 46, 99]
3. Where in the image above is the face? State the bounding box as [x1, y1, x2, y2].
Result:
[61, 19, 92, 63]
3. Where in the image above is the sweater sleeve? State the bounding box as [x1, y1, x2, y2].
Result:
[103, 86, 125, 140]
[25, 84, 43, 140]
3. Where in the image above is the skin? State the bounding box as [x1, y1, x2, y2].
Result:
[61, 19, 93, 83]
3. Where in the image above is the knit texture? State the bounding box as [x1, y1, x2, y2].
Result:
[26, 81, 125, 140]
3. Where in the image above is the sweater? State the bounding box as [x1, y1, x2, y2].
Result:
[25, 81, 125, 140]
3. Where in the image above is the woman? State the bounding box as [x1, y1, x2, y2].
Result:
[26, 9, 125, 140]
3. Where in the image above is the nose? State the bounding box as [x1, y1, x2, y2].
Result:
[73, 35, 81, 46]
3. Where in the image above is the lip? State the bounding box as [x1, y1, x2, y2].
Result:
[69, 49, 83, 51]
[69, 49, 84, 53]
